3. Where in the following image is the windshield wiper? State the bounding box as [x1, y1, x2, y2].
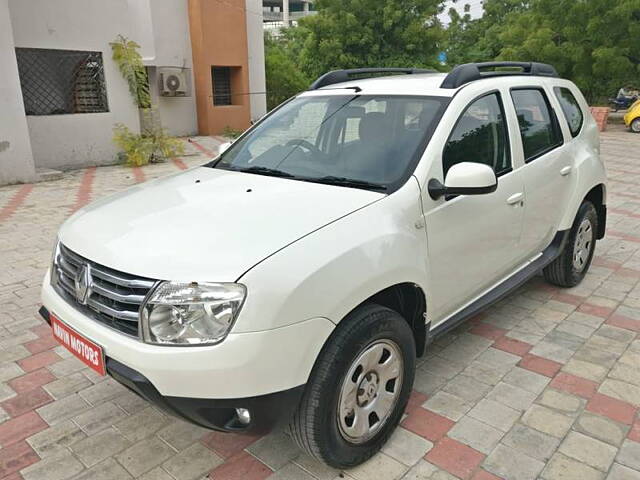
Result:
[309, 176, 387, 192]
[231, 166, 295, 178]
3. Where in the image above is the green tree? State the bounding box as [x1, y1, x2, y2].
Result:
[264, 32, 310, 110]
[497, 0, 640, 102]
[295, 0, 445, 80]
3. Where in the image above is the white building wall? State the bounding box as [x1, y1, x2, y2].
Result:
[8, 0, 141, 171]
[128, 0, 198, 137]
[245, 0, 267, 121]
[0, 0, 36, 184]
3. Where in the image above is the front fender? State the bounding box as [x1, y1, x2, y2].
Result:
[234, 178, 428, 333]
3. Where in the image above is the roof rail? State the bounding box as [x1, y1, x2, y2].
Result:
[441, 61, 559, 89]
[309, 68, 437, 90]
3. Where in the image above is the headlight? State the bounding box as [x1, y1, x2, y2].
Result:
[140, 282, 246, 346]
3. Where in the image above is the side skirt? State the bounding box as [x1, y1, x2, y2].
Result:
[426, 230, 569, 342]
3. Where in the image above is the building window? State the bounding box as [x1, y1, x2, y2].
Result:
[212, 66, 233, 106]
[15, 48, 108, 115]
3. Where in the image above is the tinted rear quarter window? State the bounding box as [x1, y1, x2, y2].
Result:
[511, 88, 563, 162]
[554, 87, 584, 137]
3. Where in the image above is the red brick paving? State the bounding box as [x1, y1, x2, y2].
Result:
[1, 387, 53, 418]
[401, 407, 455, 442]
[201, 431, 263, 460]
[577, 303, 614, 318]
[173, 158, 188, 170]
[17, 350, 61, 372]
[469, 323, 507, 341]
[425, 437, 485, 480]
[406, 390, 429, 413]
[586, 393, 637, 425]
[8, 369, 56, 394]
[70, 166, 96, 213]
[208, 451, 272, 480]
[132, 166, 146, 184]
[471, 469, 503, 480]
[31, 324, 53, 338]
[518, 354, 563, 377]
[0, 441, 40, 478]
[552, 292, 585, 306]
[0, 411, 47, 447]
[550, 373, 599, 399]
[24, 334, 58, 355]
[0, 184, 34, 222]
[628, 420, 640, 442]
[492, 336, 532, 357]
[606, 314, 640, 333]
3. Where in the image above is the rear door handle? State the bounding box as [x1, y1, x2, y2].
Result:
[560, 166, 572, 176]
[507, 192, 524, 205]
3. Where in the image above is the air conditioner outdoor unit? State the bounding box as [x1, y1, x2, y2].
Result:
[158, 68, 190, 97]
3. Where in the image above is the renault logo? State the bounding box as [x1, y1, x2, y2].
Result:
[74, 264, 92, 305]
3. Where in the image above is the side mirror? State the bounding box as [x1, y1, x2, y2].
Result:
[428, 162, 497, 200]
[218, 142, 232, 155]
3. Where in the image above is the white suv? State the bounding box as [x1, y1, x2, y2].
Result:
[41, 62, 607, 468]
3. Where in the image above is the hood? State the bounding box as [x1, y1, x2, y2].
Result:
[59, 167, 383, 282]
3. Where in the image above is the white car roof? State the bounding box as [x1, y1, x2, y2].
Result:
[299, 71, 567, 99]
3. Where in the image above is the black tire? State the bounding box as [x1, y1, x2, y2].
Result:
[290, 304, 415, 468]
[543, 201, 598, 287]
[631, 118, 640, 134]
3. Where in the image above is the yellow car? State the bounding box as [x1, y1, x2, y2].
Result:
[624, 99, 640, 133]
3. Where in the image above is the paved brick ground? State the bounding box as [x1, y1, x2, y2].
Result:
[0, 127, 639, 480]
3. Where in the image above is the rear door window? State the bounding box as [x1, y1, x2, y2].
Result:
[510, 89, 563, 162]
[554, 87, 584, 137]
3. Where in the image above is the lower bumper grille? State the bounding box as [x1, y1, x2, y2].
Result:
[52, 243, 157, 337]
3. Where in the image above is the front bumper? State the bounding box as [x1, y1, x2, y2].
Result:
[40, 304, 306, 432]
[41, 271, 334, 398]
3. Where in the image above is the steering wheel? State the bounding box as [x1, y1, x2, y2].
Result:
[285, 139, 322, 155]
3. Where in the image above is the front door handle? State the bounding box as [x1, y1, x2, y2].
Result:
[507, 192, 524, 205]
[560, 166, 572, 176]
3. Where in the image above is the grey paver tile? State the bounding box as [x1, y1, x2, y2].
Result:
[558, 431, 617, 472]
[73, 401, 126, 435]
[608, 463, 640, 480]
[382, 427, 433, 466]
[114, 406, 169, 442]
[537, 389, 584, 415]
[70, 427, 131, 467]
[161, 442, 223, 480]
[468, 398, 520, 432]
[483, 443, 544, 480]
[575, 412, 629, 447]
[26, 419, 86, 458]
[72, 458, 133, 480]
[616, 439, 640, 471]
[246, 429, 301, 470]
[115, 436, 176, 477]
[20, 450, 85, 480]
[448, 415, 503, 454]
[521, 404, 574, 438]
[487, 381, 537, 411]
[347, 452, 408, 480]
[270, 463, 316, 480]
[423, 391, 471, 421]
[542, 452, 605, 480]
[501, 423, 560, 461]
[503, 367, 550, 394]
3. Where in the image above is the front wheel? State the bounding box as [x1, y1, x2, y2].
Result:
[631, 118, 640, 133]
[290, 304, 415, 468]
[543, 201, 598, 287]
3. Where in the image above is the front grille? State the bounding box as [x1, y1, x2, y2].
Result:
[53, 244, 156, 337]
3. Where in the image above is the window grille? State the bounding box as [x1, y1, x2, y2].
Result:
[212, 66, 232, 106]
[15, 48, 109, 115]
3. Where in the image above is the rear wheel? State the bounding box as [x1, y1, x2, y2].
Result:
[543, 201, 598, 287]
[631, 118, 640, 133]
[290, 304, 415, 468]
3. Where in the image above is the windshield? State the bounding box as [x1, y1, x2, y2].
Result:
[211, 95, 447, 191]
